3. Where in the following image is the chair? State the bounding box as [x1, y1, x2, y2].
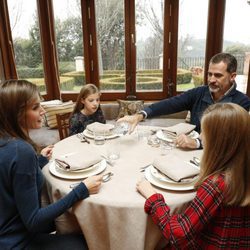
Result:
[56, 112, 71, 140]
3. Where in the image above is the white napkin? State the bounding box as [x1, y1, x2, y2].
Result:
[86, 122, 114, 135]
[153, 154, 199, 182]
[56, 149, 102, 171]
[163, 123, 196, 136]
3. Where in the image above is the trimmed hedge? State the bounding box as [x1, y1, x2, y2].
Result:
[22, 68, 193, 91]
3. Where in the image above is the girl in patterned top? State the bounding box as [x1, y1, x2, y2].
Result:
[136, 103, 250, 249]
[69, 84, 106, 135]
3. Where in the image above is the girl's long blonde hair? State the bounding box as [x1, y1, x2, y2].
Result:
[195, 103, 250, 206]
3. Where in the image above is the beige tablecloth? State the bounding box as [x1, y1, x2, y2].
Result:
[42, 125, 203, 250]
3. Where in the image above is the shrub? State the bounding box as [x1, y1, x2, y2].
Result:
[192, 75, 204, 87]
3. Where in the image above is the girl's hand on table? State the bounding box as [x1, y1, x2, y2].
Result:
[41, 144, 54, 159]
[136, 179, 156, 199]
[83, 175, 103, 194]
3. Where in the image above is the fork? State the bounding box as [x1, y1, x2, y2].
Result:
[77, 133, 90, 144]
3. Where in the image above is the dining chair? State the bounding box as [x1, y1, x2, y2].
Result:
[56, 112, 71, 140]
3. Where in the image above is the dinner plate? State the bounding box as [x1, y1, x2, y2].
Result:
[144, 166, 197, 191]
[156, 130, 199, 142]
[49, 159, 107, 180]
[150, 165, 198, 185]
[83, 129, 119, 140]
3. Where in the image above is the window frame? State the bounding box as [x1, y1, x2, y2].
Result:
[0, 0, 249, 100]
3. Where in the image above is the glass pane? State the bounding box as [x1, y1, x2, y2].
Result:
[7, 0, 46, 93]
[177, 0, 208, 92]
[223, 0, 250, 94]
[95, 0, 125, 92]
[135, 0, 164, 92]
[53, 0, 84, 92]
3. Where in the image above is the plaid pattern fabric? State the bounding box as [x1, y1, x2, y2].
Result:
[145, 175, 250, 249]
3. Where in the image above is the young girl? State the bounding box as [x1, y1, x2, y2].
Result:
[0, 80, 103, 249]
[136, 103, 250, 249]
[69, 84, 106, 135]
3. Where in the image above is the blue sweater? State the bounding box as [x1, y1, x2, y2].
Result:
[0, 138, 89, 249]
[144, 85, 250, 133]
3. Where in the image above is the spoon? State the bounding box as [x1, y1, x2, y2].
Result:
[69, 172, 114, 188]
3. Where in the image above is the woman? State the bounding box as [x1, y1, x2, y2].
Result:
[0, 80, 103, 249]
[136, 103, 250, 249]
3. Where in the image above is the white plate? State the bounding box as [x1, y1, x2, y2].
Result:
[49, 159, 107, 180]
[156, 130, 199, 142]
[144, 166, 197, 191]
[150, 165, 198, 185]
[83, 129, 119, 140]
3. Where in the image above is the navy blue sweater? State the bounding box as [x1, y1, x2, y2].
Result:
[144, 85, 250, 133]
[0, 138, 89, 249]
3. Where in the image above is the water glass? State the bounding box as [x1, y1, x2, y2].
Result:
[137, 127, 151, 142]
[160, 141, 174, 155]
[107, 140, 120, 162]
[94, 130, 105, 145]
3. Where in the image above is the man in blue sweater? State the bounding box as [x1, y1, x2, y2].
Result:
[118, 53, 250, 149]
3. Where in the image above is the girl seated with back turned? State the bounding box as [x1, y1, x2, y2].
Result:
[69, 83, 106, 135]
[0, 80, 103, 249]
[136, 103, 250, 249]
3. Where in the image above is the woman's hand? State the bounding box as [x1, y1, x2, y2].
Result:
[41, 145, 54, 159]
[83, 175, 103, 194]
[136, 179, 156, 199]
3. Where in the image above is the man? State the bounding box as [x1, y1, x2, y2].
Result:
[118, 53, 250, 149]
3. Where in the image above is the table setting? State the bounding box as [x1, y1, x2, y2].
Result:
[42, 123, 203, 250]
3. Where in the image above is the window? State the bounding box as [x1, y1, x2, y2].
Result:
[177, 0, 208, 92]
[53, 0, 85, 92]
[135, 0, 164, 92]
[223, 0, 250, 94]
[1, 0, 249, 100]
[7, 0, 46, 93]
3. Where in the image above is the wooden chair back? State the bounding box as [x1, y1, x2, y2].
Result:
[56, 112, 71, 140]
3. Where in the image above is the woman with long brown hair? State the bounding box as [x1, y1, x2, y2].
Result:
[0, 80, 103, 249]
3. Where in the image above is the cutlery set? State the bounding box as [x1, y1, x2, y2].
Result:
[69, 171, 114, 188]
[77, 133, 90, 143]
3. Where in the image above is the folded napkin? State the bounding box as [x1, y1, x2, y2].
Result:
[55, 148, 102, 171]
[86, 122, 114, 135]
[153, 154, 199, 182]
[163, 123, 196, 136]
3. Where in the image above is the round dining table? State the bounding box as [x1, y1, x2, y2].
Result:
[42, 125, 203, 250]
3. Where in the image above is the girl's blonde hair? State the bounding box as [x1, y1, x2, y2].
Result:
[195, 103, 250, 206]
[72, 84, 101, 113]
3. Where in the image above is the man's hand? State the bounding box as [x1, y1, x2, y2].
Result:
[175, 134, 197, 149]
[116, 113, 144, 133]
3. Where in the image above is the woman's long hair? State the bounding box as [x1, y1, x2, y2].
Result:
[195, 103, 250, 206]
[72, 83, 101, 114]
[0, 79, 39, 150]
